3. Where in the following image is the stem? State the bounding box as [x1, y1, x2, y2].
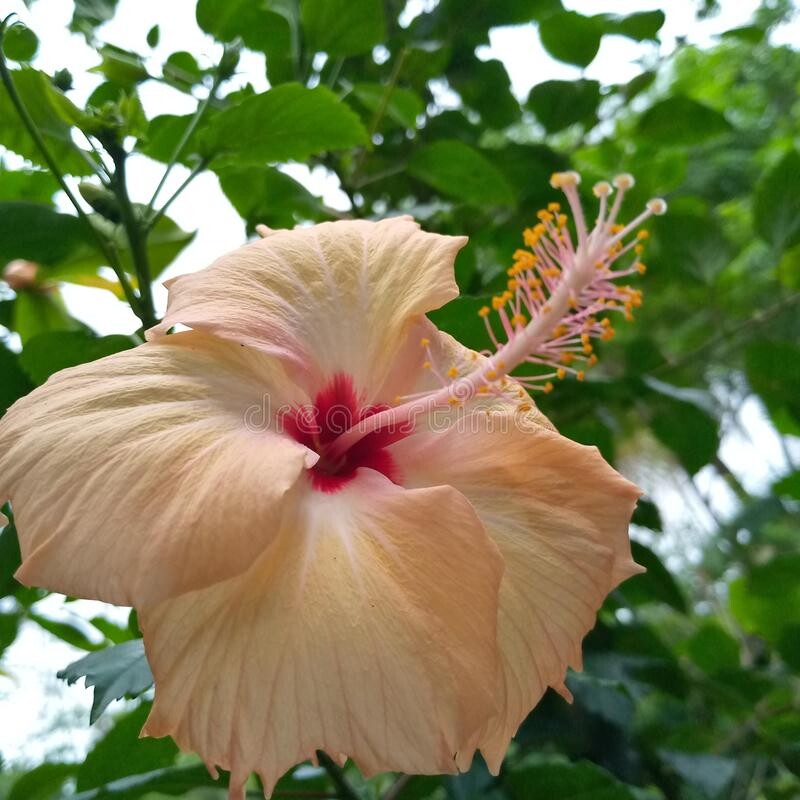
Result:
[145, 75, 220, 219]
[383, 774, 412, 800]
[0, 24, 141, 315]
[146, 156, 210, 233]
[110, 149, 158, 328]
[315, 752, 362, 800]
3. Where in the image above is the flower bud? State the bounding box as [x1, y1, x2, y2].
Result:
[3, 259, 38, 291]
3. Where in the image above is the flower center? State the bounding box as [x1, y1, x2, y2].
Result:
[282, 374, 404, 493]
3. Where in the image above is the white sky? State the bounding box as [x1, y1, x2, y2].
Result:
[1, 0, 798, 769]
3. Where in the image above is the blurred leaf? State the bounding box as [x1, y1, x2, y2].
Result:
[428, 295, 491, 351]
[91, 45, 149, 86]
[19, 330, 135, 385]
[140, 113, 209, 164]
[217, 164, 325, 232]
[773, 470, 800, 500]
[631, 498, 663, 531]
[409, 141, 515, 207]
[527, 79, 601, 133]
[729, 554, 800, 644]
[0, 162, 59, 203]
[205, 84, 368, 165]
[351, 83, 424, 130]
[70, 0, 119, 37]
[29, 612, 103, 651]
[58, 639, 154, 724]
[604, 10, 665, 41]
[162, 51, 202, 92]
[777, 243, 800, 289]
[90, 615, 135, 644]
[70, 764, 222, 799]
[450, 59, 519, 129]
[658, 751, 736, 799]
[0, 201, 87, 265]
[721, 25, 766, 43]
[3, 22, 39, 61]
[685, 622, 740, 674]
[651, 399, 719, 475]
[7, 762, 78, 800]
[744, 339, 800, 432]
[76, 703, 178, 790]
[566, 672, 634, 729]
[0, 343, 33, 416]
[12, 289, 82, 344]
[146, 24, 160, 48]
[0, 68, 92, 174]
[506, 756, 637, 799]
[754, 149, 800, 251]
[0, 516, 21, 598]
[622, 541, 687, 612]
[301, 0, 385, 57]
[538, 12, 602, 68]
[0, 610, 19, 655]
[638, 96, 732, 145]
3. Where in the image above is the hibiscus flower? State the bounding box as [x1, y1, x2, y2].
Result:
[0, 173, 664, 799]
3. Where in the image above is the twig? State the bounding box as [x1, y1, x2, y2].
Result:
[315, 752, 362, 800]
[383, 774, 412, 800]
[146, 156, 210, 232]
[0, 16, 141, 315]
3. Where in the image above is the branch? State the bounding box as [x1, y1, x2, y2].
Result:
[146, 156, 210, 233]
[315, 751, 362, 800]
[0, 17, 141, 315]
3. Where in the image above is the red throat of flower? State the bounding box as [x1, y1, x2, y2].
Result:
[282, 374, 405, 492]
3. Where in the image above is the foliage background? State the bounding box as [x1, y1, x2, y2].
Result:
[1, 0, 800, 798]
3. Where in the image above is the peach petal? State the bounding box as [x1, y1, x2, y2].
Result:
[139, 471, 504, 797]
[147, 218, 466, 396]
[0, 332, 314, 607]
[392, 413, 642, 771]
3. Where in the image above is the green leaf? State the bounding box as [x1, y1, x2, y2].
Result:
[146, 24, 160, 48]
[651, 399, 719, 475]
[605, 10, 665, 41]
[76, 703, 178, 791]
[19, 330, 135, 385]
[777, 242, 800, 289]
[427, 295, 491, 352]
[0, 201, 87, 266]
[12, 290, 82, 344]
[638, 96, 732, 145]
[351, 83, 424, 130]
[162, 51, 203, 92]
[527, 79, 601, 133]
[754, 149, 800, 251]
[450, 59, 519, 129]
[140, 113, 208, 164]
[0, 516, 22, 598]
[91, 45, 149, 86]
[631, 498, 662, 531]
[622, 541, 687, 612]
[29, 612, 103, 651]
[58, 639, 154, 724]
[3, 22, 39, 61]
[685, 622, 740, 674]
[0, 343, 33, 416]
[204, 84, 368, 165]
[0, 610, 19, 656]
[0, 68, 92, 175]
[538, 12, 603, 68]
[729, 554, 800, 644]
[773, 470, 800, 500]
[70, 764, 222, 800]
[217, 164, 325, 233]
[658, 751, 736, 799]
[744, 340, 800, 433]
[301, 0, 385, 57]
[408, 140, 515, 207]
[7, 762, 78, 800]
[0, 162, 59, 203]
[70, 0, 119, 37]
[507, 756, 637, 800]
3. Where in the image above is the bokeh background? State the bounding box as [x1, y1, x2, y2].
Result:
[1, 0, 799, 798]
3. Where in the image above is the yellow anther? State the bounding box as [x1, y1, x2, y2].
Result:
[576, 371, 585, 381]
[601, 328, 615, 341]
[610, 224, 624, 234]
[601, 317, 612, 327]
[613, 173, 635, 190]
[478, 306, 490, 317]
[550, 171, 581, 189]
[547, 202, 561, 212]
[542, 304, 552, 313]
[420, 338, 430, 347]
[477, 385, 489, 394]
[595, 261, 606, 271]
[508, 279, 519, 291]
[518, 402, 532, 412]
[544, 381, 554, 394]
[560, 353, 575, 365]
[557, 214, 568, 227]
[553, 324, 568, 337]
[511, 314, 527, 327]
[492, 296, 505, 310]
[581, 333, 591, 345]
[557, 368, 566, 380]
[647, 198, 667, 215]
[635, 262, 647, 275]
[637, 230, 650, 240]
[423, 360, 432, 369]
[448, 397, 461, 407]
[533, 223, 547, 236]
[593, 181, 612, 198]
[527, 277, 542, 288]
[486, 370, 497, 380]
[537, 210, 554, 223]
[583, 343, 594, 355]
[447, 366, 459, 379]
[634, 244, 645, 255]
[568, 293, 578, 310]
[588, 354, 598, 366]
